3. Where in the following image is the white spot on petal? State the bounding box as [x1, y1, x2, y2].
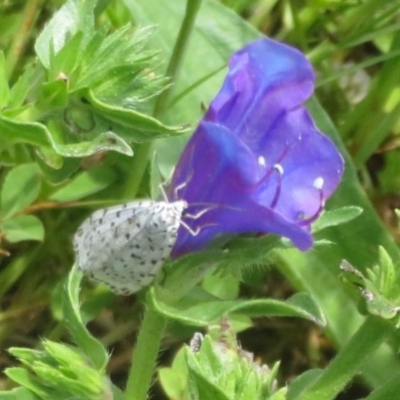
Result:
[313, 177, 324, 189]
[258, 156, 266, 167]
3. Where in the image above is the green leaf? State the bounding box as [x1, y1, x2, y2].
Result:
[202, 270, 239, 300]
[86, 89, 188, 141]
[51, 129, 134, 158]
[48, 31, 83, 80]
[1, 215, 45, 243]
[34, 0, 96, 69]
[0, 387, 39, 400]
[35, 80, 69, 112]
[9, 340, 110, 399]
[0, 51, 10, 108]
[5, 368, 53, 399]
[312, 206, 363, 233]
[365, 372, 400, 399]
[62, 266, 109, 371]
[158, 349, 189, 400]
[73, 25, 167, 103]
[0, 164, 42, 219]
[8, 65, 36, 109]
[151, 288, 326, 327]
[50, 166, 117, 202]
[0, 116, 51, 148]
[0, 115, 133, 160]
[184, 325, 279, 399]
[286, 369, 323, 400]
[187, 368, 231, 400]
[111, 384, 126, 400]
[269, 388, 288, 400]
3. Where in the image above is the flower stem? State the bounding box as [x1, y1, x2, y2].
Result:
[153, 0, 203, 118]
[125, 305, 167, 400]
[122, 0, 203, 200]
[298, 315, 391, 400]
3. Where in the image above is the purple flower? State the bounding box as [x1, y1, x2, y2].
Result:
[168, 38, 344, 257]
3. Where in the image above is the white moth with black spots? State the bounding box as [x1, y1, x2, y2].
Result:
[73, 200, 188, 295]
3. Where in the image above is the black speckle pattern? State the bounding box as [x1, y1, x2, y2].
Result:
[73, 200, 188, 295]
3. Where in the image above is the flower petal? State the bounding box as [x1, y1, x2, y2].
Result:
[254, 107, 344, 221]
[169, 121, 260, 205]
[169, 38, 344, 257]
[205, 38, 315, 150]
[169, 122, 314, 257]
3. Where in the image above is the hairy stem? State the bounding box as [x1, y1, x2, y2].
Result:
[125, 305, 167, 400]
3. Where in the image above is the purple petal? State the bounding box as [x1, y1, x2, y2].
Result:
[253, 107, 344, 221]
[169, 122, 314, 257]
[169, 38, 344, 257]
[205, 38, 315, 147]
[173, 198, 313, 257]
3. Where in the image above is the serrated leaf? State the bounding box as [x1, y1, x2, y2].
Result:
[187, 367, 231, 400]
[74, 25, 166, 103]
[0, 163, 42, 219]
[313, 206, 363, 233]
[86, 89, 188, 141]
[1, 215, 45, 243]
[151, 288, 326, 327]
[34, 0, 96, 69]
[50, 166, 117, 201]
[63, 266, 108, 371]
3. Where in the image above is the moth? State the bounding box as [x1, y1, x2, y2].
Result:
[73, 200, 188, 295]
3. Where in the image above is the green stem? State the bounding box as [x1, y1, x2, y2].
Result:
[153, 0, 203, 118]
[122, 0, 203, 199]
[6, 0, 42, 80]
[298, 315, 391, 400]
[125, 306, 167, 400]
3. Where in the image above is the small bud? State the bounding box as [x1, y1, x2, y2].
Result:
[341, 247, 400, 325]
[184, 319, 283, 399]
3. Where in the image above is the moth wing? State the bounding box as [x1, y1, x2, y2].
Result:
[73, 201, 155, 271]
